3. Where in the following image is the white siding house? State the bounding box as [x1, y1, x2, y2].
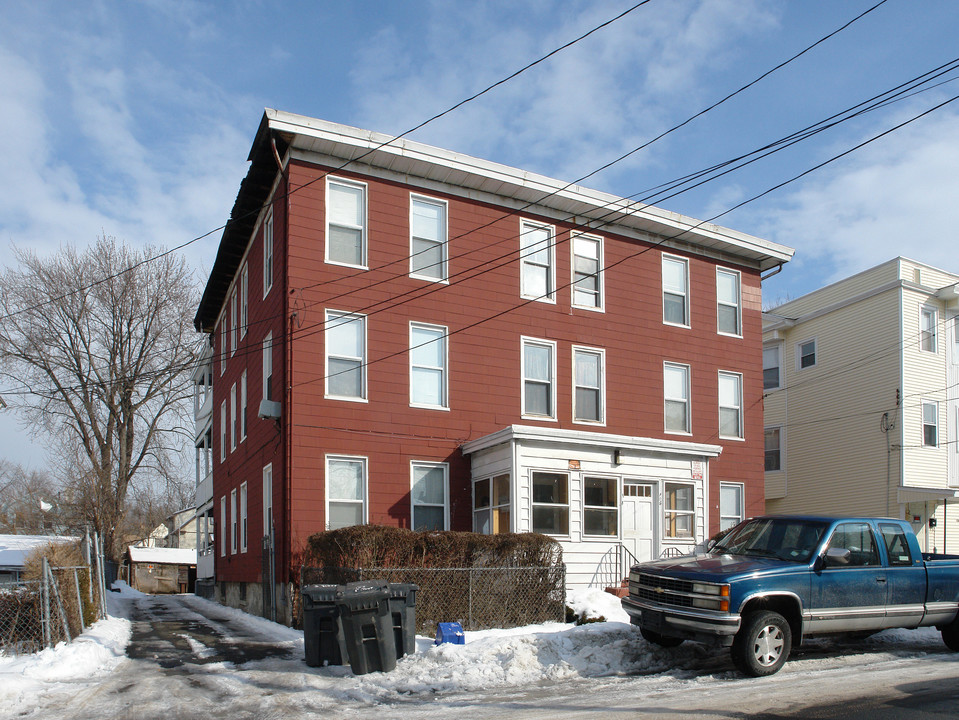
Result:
[763, 258, 959, 552]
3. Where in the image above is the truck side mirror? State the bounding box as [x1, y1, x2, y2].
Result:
[824, 547, 851, 567]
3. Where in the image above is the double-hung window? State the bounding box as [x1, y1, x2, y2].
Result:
[797, 339, 817, 369]
[230, 290, 237, 355]
[239, 482, 248, 553]
[326, 455, 367, 530]
[263, 464, 273, 538]
[263, 211, 273, 298]
[474, 475, 510, 534]
[219, 496, 226, 557]
[716, 268, 741, 336]
[262, 332, 273, 403]
[662, 254, 689, 326]
[573, 346, 604, 424]
[583, 476, 617, 536]
[719, 483, 744, 531]
[719, 371, 743, 439]
[763, 344, 782, 390]
[664, 362, 691, 434]
[522, 338, 556, 419]
[410, 323, 447, 408]
[410, 195, 447, 281]
[326, 310, 366, 400]
[520, 220, 555, 302]
[411, 462, 448, 531]
[572, 233, 603, 310]
[219, 401, 226, 462]
[230, 489, 237, 554]
[664, 483, 694, 539]
[219, 321, 226, 376]
[240, 264, 248, 339]
[920, 306, 938, 353]
[240, 370, 247, 442]
[531, 471, 569, 535]
[953, 316, 959, 363]
[230, 383, 237, 452]
[764, 427, 783, 471]
[922, 401, 938, 447]
[327, 178, 367, 268]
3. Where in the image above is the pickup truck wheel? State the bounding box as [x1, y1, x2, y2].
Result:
[640, 627, 684, 647]
[731, 610, 792, 677]
[941, 619, 959, 651]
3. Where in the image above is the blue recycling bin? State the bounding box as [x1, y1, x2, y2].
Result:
[435, 621, 465, 645]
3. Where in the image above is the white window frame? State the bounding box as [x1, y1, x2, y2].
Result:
[240, 263, 248, 339]
[922, 400, 939, 447]
[219, 400, 226, 463]
[763, 343, 782, 391]
[662, 254, 690, 327]
[240, 370, 247, 442]
[531, 470, 570, 536]
[263, 210, 274, 299]
[230, 488, 237, 555]
[571, 232, 604, 311]
[219, 320, 226, 376]
[410, 461, 449, 531]
[920, 306, 938, 353]
[219, 496, 226, 558]
[573, 346, 605, 425]
[230, 383, 237, 452]
[230, 289, 237, 355]
[262, 332, 273, 403]
[719, 482, 744, 531]
[797, 338, 817, 370]
[718, 370, 744, 440]
[326, 177, 368, 269]
[582, 475, 618, 538]
[716, 267, 742, 337]
[240, 482, 248, 553]
[409, 194, 448, 282]
[326, 455, 368, 530]
[664, 482, 695, 540]
[521, 337, 557, 420]
[519, 220, 556, 303]
[473, 474, 511, 534]
[263, 464, 273, 537]
[764, 426, 784, 473]
[409, 322, 448, 409]
[952, 316, 959, 364]
[325, 310, 367, 401]
[663, 362, 691, 435]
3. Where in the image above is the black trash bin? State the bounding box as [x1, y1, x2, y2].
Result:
[387, 582, 418, 659]
[336, 580, 396, 675]
[302, 584, 348, 667]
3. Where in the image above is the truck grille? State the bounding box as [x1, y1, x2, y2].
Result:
[630, 572, 695, 608]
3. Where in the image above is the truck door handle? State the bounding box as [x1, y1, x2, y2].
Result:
[876, 577, 887, 583]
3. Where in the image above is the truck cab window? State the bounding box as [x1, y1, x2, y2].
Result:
[880, 523, 913, 566]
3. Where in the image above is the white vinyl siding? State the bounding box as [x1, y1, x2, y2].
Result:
[410, 195, 447, 281]
[519, 220, 555, 302]
[325, 310, 367, 400]
[326, 178, 367, 268]
[662, 254, 689, 327]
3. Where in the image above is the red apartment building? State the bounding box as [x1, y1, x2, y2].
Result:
[193, 109, 794, 621]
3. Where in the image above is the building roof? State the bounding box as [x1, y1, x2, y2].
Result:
[127, 546, 197, 565]
[195, 109, 795, 332]
[0, 534, 77, 570]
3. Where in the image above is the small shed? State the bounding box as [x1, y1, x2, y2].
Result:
[127, 546, 197, 594]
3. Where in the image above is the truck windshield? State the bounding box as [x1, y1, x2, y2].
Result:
[711, 518, 829, 563]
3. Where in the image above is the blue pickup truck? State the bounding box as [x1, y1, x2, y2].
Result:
[621, 515, 959, 676]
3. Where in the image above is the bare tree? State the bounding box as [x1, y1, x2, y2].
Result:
[0, 460, 77, 534]
[0, 237, 200, 558]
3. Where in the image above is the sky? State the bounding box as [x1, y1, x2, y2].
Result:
[1, 0, 958, 469]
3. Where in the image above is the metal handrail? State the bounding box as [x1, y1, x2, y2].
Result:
[588, 544, 640, 589]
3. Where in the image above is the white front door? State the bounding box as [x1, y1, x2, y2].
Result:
[622, 482, 655, 562]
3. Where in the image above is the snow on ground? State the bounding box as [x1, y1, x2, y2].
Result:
[0, 581, 950, 717]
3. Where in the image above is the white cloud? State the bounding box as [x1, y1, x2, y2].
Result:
[758, 99, 959, 289]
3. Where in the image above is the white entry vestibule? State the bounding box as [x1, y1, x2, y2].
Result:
[461, 425, 723, 588]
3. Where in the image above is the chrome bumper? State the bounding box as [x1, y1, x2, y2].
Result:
[622, 595, 741, 640]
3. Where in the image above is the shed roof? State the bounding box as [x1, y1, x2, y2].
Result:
[127, 546, 197, 566]
[0, 534, 77, 570]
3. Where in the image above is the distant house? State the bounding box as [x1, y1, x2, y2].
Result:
[134, 507, 198, 550]
[194, 109, 794, 623]
[0, 535, 76, 583]
[763, 257, 959, 551]
[126, 546, 197, 594]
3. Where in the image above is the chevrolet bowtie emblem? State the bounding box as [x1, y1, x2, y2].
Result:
[654, 586, 665, 594]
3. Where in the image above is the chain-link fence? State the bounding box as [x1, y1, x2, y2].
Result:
[0, 533, 108, 657]
[300, 565, 566, 633]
